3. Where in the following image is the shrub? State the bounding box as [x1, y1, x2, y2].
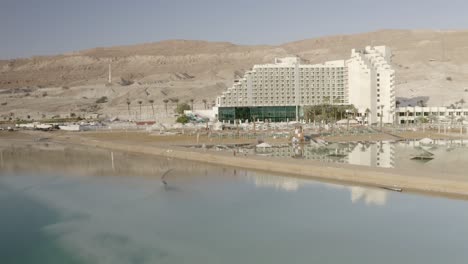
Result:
[120, 78, 134, 86]
[62, 86, 70, 90]
[95, 96, 108, 104]
[176, 115, 189, 124]
[42, 92, 48, 97]
[446, 76, 453, 81]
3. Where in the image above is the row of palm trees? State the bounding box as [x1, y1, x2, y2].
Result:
[304, 104, 365, 123]
[125, 97, 213, 120]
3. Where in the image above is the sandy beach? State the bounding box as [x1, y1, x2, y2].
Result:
[3, 129, 468, 200]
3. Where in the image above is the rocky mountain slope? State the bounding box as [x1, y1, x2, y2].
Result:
[1, 29, 468, 120]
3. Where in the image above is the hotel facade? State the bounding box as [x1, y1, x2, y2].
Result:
[216, 46, 395, 124]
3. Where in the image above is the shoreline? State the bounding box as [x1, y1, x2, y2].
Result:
[63, 132, 468, 200]
[3, 130, 468, 200]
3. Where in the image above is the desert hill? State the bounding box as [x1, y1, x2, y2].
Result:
[1, 29, 468, 121]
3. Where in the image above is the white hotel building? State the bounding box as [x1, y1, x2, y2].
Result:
[216, 46, 395, 124]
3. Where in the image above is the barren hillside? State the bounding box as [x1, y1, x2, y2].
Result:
[1, 29, 468, 121]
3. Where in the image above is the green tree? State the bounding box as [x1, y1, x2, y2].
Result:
[176, 115, 189, 124]
[176, 102, 191, 115]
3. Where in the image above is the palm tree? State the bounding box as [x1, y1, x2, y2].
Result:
[348, 104, 357, 120]
[148, 99, 155, 119]
[459, 99, 465, 109]
[126, 98, 131, 117]
[428, 114, 438, 124]
[189, 98, 194, 110]
[379, 105, 384, 131]
[395, 100, 401, 125]
[202, 99, 207, 110]
[417, 100, 425, 120]
[170, 98, 179, 109]
[163, 99, 169, 114]
[333, 97, 341, 122]
[365, 108, 371, 125]
[321, 96, 330, 122]
[138, 100, 143, 120]
[406, 110, 410, 126]
[449, 112, 456, 125]
[459, 99, 466, 123]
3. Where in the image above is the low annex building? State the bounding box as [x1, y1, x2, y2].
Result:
[396, 106, 468, 124]
[216, 46, 395, 124]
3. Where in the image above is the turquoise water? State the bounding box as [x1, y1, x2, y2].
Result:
[1, 145, 468, 263]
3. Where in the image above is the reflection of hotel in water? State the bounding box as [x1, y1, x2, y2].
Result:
[245, 172, 301, 192]
[245, 173, 388, 206]
[257, 142, 395, 168]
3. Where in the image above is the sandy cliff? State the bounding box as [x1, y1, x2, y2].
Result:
[1, 29, 468, 120]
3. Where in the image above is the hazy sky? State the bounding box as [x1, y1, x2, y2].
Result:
[1, 0, 468, 59]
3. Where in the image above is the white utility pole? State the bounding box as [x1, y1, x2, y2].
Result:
[108, 63, 112, 84]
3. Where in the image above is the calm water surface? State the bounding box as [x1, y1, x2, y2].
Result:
[1, 143, 468, 263]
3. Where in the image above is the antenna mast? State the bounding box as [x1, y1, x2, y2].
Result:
[108, 63, 112, 84]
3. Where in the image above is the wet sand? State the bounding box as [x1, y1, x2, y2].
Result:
[3, 130, 468, 200]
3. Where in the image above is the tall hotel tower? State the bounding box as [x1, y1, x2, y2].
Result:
[216, 46, 395, 124]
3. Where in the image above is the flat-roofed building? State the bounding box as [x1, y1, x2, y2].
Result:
[396, 106, 468, 124]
